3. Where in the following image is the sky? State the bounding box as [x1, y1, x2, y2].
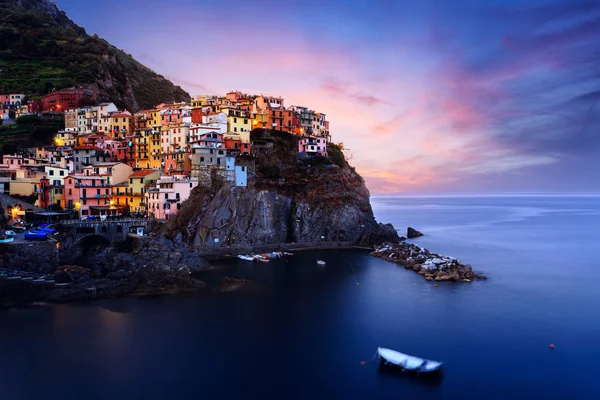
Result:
[56, 0, 600, 194]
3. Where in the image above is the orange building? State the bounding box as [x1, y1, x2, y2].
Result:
[223, 133, 251, 155]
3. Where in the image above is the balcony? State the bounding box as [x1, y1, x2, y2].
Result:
[75, 182, 111, 188]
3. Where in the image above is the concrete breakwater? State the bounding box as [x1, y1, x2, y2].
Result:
[371, 242, 487, 282]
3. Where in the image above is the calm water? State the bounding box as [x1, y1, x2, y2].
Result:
[1, 196, 600, 399]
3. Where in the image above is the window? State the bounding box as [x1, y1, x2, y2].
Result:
[190, 183, 193, 188]
[130, 178, 133, 184]
[68, 189, 72, 195]
[49, 170, 54, 176]
[234, 118, 237, 123]
[59, 170, 64, 176]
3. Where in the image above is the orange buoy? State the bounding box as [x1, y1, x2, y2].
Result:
[360, 361, 367, 365]
[549, 344, 555, 350]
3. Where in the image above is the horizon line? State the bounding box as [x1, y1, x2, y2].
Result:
[370, 192, 600, 198]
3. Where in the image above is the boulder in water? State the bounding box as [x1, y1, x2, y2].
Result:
[407, 227, 424, 239]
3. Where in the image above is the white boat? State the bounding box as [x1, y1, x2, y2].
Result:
[377, 347, 443, 374]
[316, 260, 326, 265]
[256, 257, 270, 263]
[284, 252, 294, 256]
[5, 230, 16, 236]
[237, 255, 255, 261]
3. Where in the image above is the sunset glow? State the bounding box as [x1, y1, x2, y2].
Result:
[57, 0, 600, 193]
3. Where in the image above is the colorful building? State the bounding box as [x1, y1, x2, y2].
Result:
[41, 88, 97, 112]
[146, 175, 198, 220]
[0, 94, 25, 106]
[64, 162, 132, 216]
[298, 135, 328, 158]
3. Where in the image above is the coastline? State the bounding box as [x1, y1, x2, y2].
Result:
[0, 240, 377, 309]
[194, 241, 374, 261]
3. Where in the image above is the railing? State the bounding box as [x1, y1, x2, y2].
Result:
[75, 183, 111, 188]
[59, 218, 150, 225]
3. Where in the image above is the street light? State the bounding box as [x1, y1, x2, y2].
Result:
[75, 201, 81, 219]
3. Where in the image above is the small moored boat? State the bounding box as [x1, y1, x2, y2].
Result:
[316, 260, 326, 265]
[0, 236, 14, 243]
[377, 347, 443, 374]
[237, 255, 255, 262]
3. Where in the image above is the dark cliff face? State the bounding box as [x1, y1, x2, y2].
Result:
[0, 0, 190, 110]
[163, 131, 399, 248]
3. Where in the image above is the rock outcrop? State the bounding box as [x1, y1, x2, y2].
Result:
[371, 242, 487, 283]
[0, 236, 207, 307]
[163, 133, 400, 249]
[407, 227, 424, 238]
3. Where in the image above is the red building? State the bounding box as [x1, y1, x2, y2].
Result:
[191, 107, 205, 123]
[38, 177, 51, 209]
[28, 100, 42, 114]
[41, 88, 97, 112]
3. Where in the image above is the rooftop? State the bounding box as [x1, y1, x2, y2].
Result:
[130, 169, 159, 178]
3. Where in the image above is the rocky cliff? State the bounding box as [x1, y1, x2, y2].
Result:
[163, 130, 399, 249]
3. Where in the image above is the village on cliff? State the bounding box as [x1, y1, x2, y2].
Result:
[0, 88, 331, 220]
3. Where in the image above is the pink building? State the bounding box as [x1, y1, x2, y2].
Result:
[298, 136, 328, 158]
[146, 175, 198, 220]
[1, 154, 24, 170]
[64, 162, 132, 216]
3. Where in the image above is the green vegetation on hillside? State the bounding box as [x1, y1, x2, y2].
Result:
[0, 114, 63, 154]
[0, 0, 190, 110]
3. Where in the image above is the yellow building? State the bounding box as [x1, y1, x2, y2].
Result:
[54, 130, 77, 147]
[150, 109, 162, 128]
[191, 96, 210, 107]
[109, 113, 133, 139]
[128, 169, 161, 212]
[135, 131, 151, 169]
[9, 169, 44, 197]
[148, 127, 162, 169]
[111, 181, 130, 209]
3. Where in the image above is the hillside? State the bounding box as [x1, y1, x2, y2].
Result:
[0, 0, 190, 110]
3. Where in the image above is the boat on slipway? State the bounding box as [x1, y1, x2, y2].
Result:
[237, 252, 288, 262]
[377, 347, 443, 375]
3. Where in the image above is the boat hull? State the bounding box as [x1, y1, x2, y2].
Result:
[377, 347, 443, 376]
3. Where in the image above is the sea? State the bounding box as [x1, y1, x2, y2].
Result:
[1, 195, 599, 399]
